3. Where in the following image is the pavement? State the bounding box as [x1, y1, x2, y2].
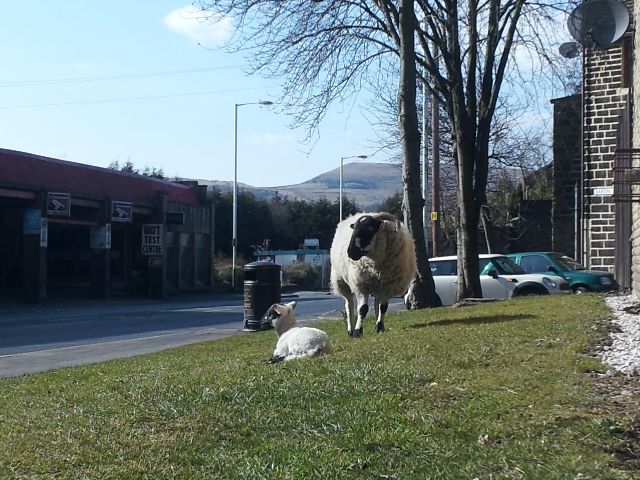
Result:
[0, 290, 342, 378]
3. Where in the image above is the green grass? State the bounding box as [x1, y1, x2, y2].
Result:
[0, 295, 635, 479]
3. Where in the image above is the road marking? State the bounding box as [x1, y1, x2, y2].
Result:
[0, 325, 241, 359]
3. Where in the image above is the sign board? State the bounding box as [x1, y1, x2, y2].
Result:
[142, 224, 163, 256]
[40, 219, 48, 247]
[308, 254, 323, 266]
[111, 201, 132, 222]
[593, 187, 614, 196]
[431, 211, 439, 221]
[47, 192, 71, 216]
[165, 212, 185, 225]
[23, 209, 42, 234]
[90, 224, 112, 249]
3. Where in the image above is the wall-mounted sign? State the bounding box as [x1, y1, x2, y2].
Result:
[165, 212, 184, 225]
[142, 224, 163, 256]
[23, 209, 41, 234]
[593, 187, 614, 196]
[111, 201, 132, 222]
[90, 224, 112, 249]
[431, 211, 439, 221]
[47, 192, 71, 216]
[40, 219, 48, 247]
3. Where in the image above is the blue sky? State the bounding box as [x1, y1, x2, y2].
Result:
[0, 2, 376, 187]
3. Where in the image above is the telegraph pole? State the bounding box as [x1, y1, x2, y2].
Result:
[431, 55, 440, 257]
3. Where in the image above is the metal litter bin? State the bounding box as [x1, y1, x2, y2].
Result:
[243, 261, 281, 331]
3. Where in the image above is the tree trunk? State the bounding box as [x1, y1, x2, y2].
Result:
[398, 0, 442, 308]
[455, 119, 483, 301]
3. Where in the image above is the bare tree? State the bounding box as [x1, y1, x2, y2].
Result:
[397, 0, 441, 307]
[197, 0, 572, 303]
[198, 0, 443, 306]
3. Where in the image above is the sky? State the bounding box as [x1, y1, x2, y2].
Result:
[0, 2, 571, 189]
[0, 2, 377, 188]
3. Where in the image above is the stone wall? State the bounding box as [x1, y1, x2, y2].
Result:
[633, 0, 640, 294]
[582, 46, 629, 271]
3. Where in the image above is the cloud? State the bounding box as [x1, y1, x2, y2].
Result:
[164, 5, 233, 48]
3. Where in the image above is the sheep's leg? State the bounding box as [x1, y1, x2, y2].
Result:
[336, 279, 356, 336]
[269, 354, 287, 363]
[343, 293, 356, 336]
[352, 293, 369, 337]
[375, 301, 388, 333]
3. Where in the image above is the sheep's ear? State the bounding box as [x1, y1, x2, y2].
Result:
[286, 301, 297, 311]
[273, 304, 286, 315]
[381, 219, 400, 232]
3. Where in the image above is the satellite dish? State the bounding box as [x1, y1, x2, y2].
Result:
[567, 0, 630, 49]
[559, 41, 581, 58]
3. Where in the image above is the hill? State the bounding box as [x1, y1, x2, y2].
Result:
[197, 162, 403, 210]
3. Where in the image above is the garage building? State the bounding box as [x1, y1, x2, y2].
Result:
[0, 149, 215, 303]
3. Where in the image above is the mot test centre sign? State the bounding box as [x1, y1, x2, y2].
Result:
[142, 224, 163, 256]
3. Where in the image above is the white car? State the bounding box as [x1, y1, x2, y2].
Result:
[429, 254, 571, 306]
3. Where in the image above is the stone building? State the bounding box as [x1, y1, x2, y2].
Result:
[0, 149, 215, 303]
[552, 1, 634, 290]
[633, 0, 640, 294]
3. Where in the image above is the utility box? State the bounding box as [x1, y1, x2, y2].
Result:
[243, 261, 281, 332]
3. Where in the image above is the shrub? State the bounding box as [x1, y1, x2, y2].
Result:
[283, 262, 319, 289]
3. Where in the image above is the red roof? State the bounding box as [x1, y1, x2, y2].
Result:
[0, 148, 200, 205]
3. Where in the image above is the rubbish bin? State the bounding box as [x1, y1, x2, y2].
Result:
[243, 261, 281, 331]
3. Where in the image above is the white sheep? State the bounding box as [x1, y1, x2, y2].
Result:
[265, 301, 333, 362]
[330, 212, 416, 337]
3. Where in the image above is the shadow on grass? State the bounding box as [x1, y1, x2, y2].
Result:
[409, 313, 535, 329]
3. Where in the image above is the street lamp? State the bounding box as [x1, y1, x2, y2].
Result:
[232, 100, 273, 288]
[340, 154, 368, 221]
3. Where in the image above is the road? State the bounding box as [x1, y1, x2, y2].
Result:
[0, 291, 351, 378]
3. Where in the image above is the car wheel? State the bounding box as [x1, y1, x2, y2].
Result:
[573, 286, 589, 294]
[515, 287, 544, 297]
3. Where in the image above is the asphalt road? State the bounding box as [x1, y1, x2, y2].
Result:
[0, 291, 351, 378]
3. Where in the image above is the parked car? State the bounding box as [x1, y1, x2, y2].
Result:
[506, 251, 618, 294]
[429, 254, 571, 306]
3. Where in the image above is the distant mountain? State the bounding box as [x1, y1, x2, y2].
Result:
[197, 162, 403, 210]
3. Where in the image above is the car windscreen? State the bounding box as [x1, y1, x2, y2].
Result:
[487, 256, 527, 274]
[430, 259, 456, 276]
[550, 253, 585, 271]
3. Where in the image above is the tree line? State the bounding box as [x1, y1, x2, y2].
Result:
[211, 189, 359, 261]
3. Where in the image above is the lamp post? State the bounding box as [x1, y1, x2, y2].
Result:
[339, 154, 368, 221]
[232, 100, 273, 288]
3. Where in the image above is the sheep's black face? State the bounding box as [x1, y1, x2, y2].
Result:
[347, 215, 382, 260]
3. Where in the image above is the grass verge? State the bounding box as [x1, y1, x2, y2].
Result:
[0, 294, 637, 479]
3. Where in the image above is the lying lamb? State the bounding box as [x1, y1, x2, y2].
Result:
[265, 301, 333, 363]
[330, 212, 416, 337]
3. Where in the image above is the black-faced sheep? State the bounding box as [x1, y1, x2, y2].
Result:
[265, 301, 333, 362]
[330, 212, 417, 337]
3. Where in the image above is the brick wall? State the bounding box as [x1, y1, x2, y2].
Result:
[551, 95, 581, 256]
[633, 0, 640, 294]
[582, 46, 629, 271]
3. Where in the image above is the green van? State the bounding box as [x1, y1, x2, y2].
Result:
[506, 252, 618, 294]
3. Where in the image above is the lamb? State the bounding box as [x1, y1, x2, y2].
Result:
[330, 212, 417, 337]
[265, 301, 333, 363]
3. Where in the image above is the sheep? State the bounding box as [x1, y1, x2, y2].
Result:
[265, 301, 333, 363]
[330, 212, 416, 337]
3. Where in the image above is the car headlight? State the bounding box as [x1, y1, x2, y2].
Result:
[542, 277, 557, 289]
[600, 277, 612, 285]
